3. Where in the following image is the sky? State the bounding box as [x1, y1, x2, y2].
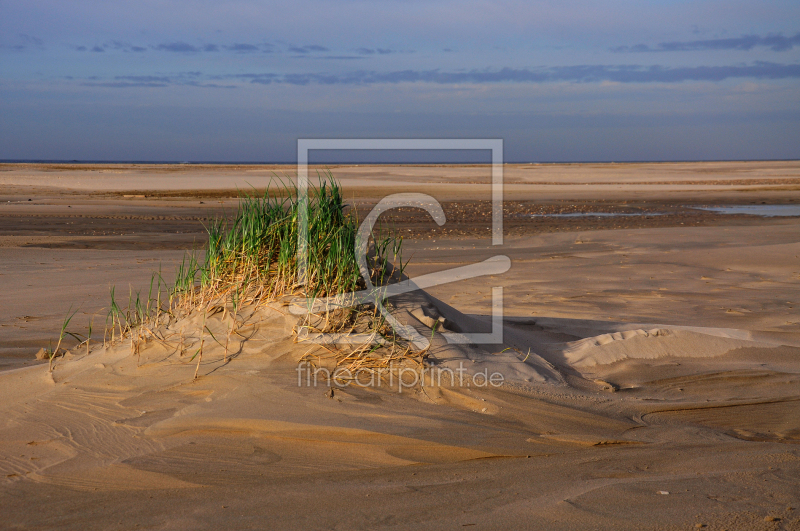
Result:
[1, 0, 799, 162]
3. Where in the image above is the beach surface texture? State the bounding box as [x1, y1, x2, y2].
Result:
[1, 161, 799, 530]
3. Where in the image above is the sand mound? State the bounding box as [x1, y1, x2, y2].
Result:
[0, 292, 522, 494]
[561, 327, 764, 368]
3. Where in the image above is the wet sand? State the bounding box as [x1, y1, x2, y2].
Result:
[1, 162, 799, 529]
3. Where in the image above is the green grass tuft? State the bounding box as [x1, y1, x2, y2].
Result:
[90, 172, 411, 366]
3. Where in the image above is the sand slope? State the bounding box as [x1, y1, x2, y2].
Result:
[2, 285, 799, 529]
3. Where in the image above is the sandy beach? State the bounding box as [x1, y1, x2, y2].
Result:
[1, 161, 799, 530]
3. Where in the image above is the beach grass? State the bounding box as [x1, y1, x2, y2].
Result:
[76, 172, 418, 377]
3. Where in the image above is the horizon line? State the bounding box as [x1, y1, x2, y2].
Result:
[2, 158, 799, 166]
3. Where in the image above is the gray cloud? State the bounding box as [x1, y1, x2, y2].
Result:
[400, 62, 791, 84]
[182, 80, 237, 88]
[226, 43, 260, 52]
[292, 55, 366, 60]
[92, 41, 273, 53]
[75, 41, 147, 53]
[288, 44, 329, 54]
[73, 61, 800, 91]
[108, 41, 148, 53]
[82, 81, 167, 87]
[613, 33, 800, 53]
[228, 73, 280, 85]
[1, 34, 44, 51]
[356, 47, 395, 55]
[79, 72, 235, 89]
[233, 62, 800, 85]
[154, 42, 200, 52]
[81, 80, 235, 89]
[73, 41, 337, 55]
[115, 75, 171, 83]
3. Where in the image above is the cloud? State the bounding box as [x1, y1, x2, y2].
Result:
[74, 41, 148, 53]
[71, 41, 318, 55]
[252, 62, 800, 85]
[154, 41, 200, 52]
[226, 43, 260, 52]
[288, 44, 329, 54]
[83, 75, 173, 87]
[145, 41, 270, 53]
[115, 75, 171, 83]
[73, 61, 800, 91]
[356, 47, 395, 55]
[107, 41, 149, 53]
[79, 73, 236, 89]
[613, 33, 800, 53]
[81, 81, 167, 88]
[1, 34, 44, 51]
[224, 73, 280, 85]
[182, 81, 237, 88]
[291, 55, 366, 60]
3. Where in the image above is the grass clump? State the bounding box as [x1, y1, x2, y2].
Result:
[45, 173, 419, 380]
[192, 175, 366, 306]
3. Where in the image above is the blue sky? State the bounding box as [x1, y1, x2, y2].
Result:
[1, 0, 798, 162]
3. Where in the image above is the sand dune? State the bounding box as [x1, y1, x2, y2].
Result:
[2, 271, 798, 527]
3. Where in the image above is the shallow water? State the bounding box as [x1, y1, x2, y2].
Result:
[524, 205, 800, 218]
[693, 205, 800, 217]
